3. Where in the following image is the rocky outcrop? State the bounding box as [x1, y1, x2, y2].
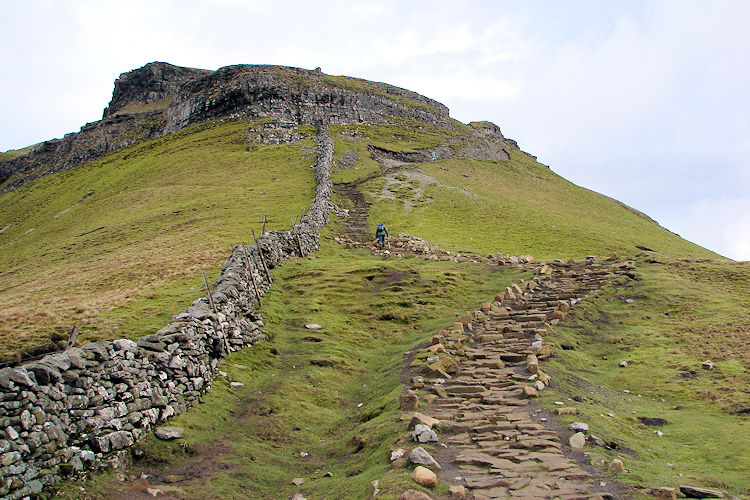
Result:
[0, 126, 333, 499]
[1, 62, 450, 192]
[162, 64, 450, 134]
[102, 62, 211, 118]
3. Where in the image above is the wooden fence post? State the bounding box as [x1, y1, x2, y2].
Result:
[241, 243, 262, 306]
[66, 325, 79, 349]
[252, 229, 272, 283]
[291, 216, 304, 257]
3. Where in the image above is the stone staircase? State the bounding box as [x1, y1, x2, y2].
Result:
[398, 257, 637, 499]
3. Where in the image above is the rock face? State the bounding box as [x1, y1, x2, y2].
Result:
[2, 61, 474, 192]
[161, 64, 450, 135]
[154, 427, 184, 440]
[102, 62, 211, 118]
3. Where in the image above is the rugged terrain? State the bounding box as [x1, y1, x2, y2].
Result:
[1, 63, 747, 499]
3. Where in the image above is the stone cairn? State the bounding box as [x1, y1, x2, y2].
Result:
[0, 126, 333, 499]
[396, 256, 637, 500]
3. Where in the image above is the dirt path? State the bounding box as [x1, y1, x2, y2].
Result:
[400, 258, 636, 499]
[334, 144, 414, 246]
[337, 182, 372, 244]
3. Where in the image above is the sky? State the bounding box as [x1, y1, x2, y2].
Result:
[1, 0, 748, 260]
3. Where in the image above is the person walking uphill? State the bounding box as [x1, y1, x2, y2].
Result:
[375, 223, 389, 249]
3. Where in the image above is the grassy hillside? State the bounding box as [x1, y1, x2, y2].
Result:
[1, 116, 721, 360]
[55, 232, 530, 499]
[0, 145, 33, 162]
[541, 257, 750, 496]
[0, 118, 317, 359]
[329, 122, 720, 260]
[4, 105, 746, 497]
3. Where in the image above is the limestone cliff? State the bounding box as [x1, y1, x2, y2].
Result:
[1, 62, 508, 192]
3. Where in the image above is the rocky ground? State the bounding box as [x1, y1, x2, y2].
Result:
[389, 257, 645, 499]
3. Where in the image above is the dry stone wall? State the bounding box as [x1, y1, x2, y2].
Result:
[0, 126, 333, 499]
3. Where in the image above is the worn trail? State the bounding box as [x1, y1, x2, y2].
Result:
[400, 257, 636, 499]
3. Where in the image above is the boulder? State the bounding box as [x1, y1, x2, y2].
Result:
[608, 458, 624, 473]
[570, 422, 589, 433]
[25, 363, 61, 385]
[427, 343, 445, 354]
[9, 367, 34, 387]
[412, 424, 438, 443]
[409, 446, 441, 469]
[679, 485, 725, 498]
[400, 390, 419, 411]
[407, 412, 439, 429]
[522, 386, 538, 398]
[413, 466, 437, 488]
[449, 485, 467, 498]
[652, 487, 677, 500]
[113, 339, 138, 351]
[526, 354, 539, 374]
[155, 426, 184, 440]
[422, 356, 459, 377]
[569, 432, 586, 450]
[108, 430, 135, 450]
[399, 490, 433, 500]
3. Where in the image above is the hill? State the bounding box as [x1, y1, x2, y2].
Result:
[1, 63, 747, 499]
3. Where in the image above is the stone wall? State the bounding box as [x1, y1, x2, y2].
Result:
[0, 126, 333, 499]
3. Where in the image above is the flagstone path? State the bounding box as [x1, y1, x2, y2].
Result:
[399, 257, 636, 499]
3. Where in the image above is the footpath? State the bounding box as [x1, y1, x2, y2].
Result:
[334, 204, 640, 499]
[331, 171, 647, 499]
[393, 256, 637, 500]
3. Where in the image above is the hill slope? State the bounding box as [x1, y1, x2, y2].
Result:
[2, 62, 746, 499]
[0, 62, 720, 358]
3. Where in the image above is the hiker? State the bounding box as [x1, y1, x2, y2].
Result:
[375, 223, 389, 249]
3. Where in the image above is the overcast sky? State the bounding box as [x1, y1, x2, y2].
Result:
[1, 0, 748, 260]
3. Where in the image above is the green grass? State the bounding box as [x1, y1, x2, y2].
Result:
[110, 97, 173, 116]
[0, 118, 317, 358]
[55, 231, 528, 499]
[0, 144, 34, 162]
[3, 90, 744, 497]
[538, 258, 750, 496]
[330, 120, 472, 185]
[361, 148, 720, 260]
